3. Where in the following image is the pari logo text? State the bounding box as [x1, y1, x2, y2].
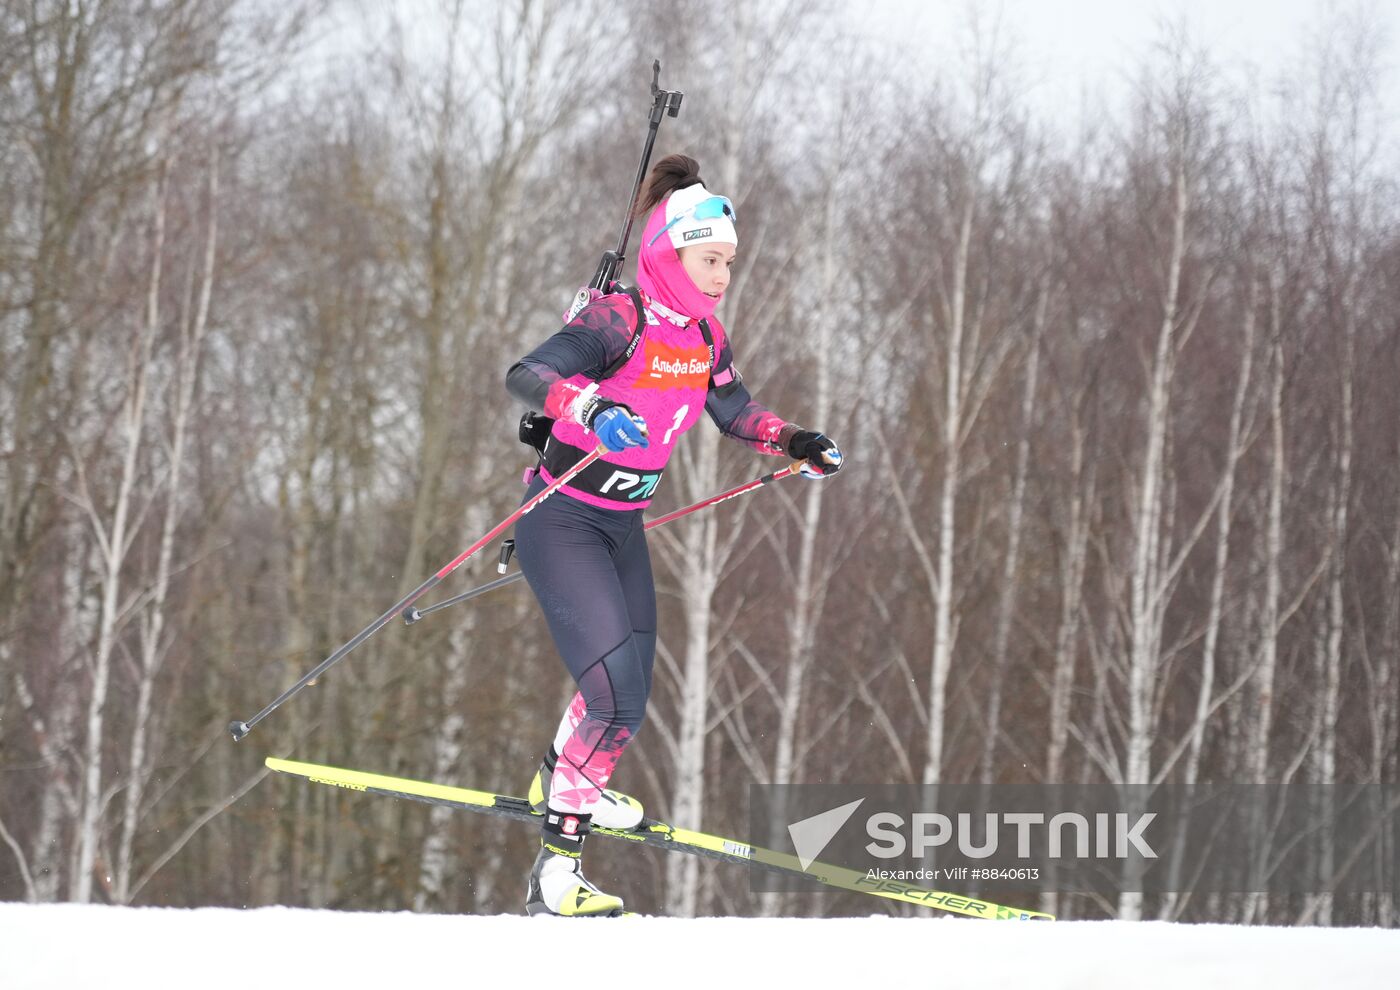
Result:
[599, 469, 661, 501]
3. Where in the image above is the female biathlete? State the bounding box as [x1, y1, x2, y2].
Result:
[505, 155, 843, 916]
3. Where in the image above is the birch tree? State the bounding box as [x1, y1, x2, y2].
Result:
[1106, 36, 1226, 919]
[112, 148, 220, 905]
[397, 0, 627, 910]
[979, 283, 1044, 784]
[877, 12, 1038, 789]
[1294, 12, 1381, 925]
[70, 151, 174, 904]
[638, 0, 814, 917]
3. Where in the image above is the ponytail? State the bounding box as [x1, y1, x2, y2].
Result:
[633, 153, 703, 218]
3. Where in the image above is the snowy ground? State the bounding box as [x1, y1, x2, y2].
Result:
[1, 904, 1397, 989]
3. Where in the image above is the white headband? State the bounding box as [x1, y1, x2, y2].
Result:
[654, 182, 738, 251]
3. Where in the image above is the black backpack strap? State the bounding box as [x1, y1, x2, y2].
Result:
[519, 287, 648, 469]
[598, 285, 648, 381]
[698, 318, 717, 386]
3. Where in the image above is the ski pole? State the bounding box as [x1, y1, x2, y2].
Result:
[402, 459, 807, 625]
[228, 444, 609, 742]
[643, 460, 804, 529]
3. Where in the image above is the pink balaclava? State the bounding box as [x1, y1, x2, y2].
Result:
[635, 182, 737, 323]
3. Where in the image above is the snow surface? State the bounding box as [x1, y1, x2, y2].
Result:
[1, 903, 1397, 989]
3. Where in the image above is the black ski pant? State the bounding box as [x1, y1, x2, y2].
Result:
[514, 473, 657, 812]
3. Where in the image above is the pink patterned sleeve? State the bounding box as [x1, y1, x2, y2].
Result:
[703, 322, 800, 456]
[505, 295, 641, 418]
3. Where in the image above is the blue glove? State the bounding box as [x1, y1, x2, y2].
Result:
[786, 430, 843, 479]
[589, 402, 649, 452]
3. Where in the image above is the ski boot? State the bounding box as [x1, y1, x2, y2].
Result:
[525, 811, 625, 917]
[528, 745, 644, 830]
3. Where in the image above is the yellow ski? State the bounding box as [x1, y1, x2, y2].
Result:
[265, 756, 1055, 921]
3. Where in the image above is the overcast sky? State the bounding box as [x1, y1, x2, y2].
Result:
[315, 1, 1397, 153]
[851, 0, 1397, 133]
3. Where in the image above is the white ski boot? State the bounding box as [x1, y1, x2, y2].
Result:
[528, 746, 644, 830]
[525, 812, 625, 917]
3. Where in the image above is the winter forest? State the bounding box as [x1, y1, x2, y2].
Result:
[1, 0, 1397, 925]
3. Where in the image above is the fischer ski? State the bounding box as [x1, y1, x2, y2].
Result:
[265, 757, 1054, 921]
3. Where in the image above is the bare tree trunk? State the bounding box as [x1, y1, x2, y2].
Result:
[1302, 273, 1354, 926]
[1374, 455, 1400, 926]
[1158, 285, 1256, 921]
[662, 12, 771, 915]
[757, 126, 846, 916]
[72, 157, 170, 904]
[923, 199, 972, 787]
[1119, 162, 1188, 922]
[660, 424, 722, 917]
[1045, 411, 1090, 786]
[979, 287, 1044, 784]
[14, 672, 79, 900]
[113, 148, 218, 905]
[414, 478, 491, 911]
[1244, 281, 1286, 925]
[1039, 397, 1093, 919]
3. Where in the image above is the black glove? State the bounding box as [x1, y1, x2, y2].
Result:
[786, 430, 843, 478]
